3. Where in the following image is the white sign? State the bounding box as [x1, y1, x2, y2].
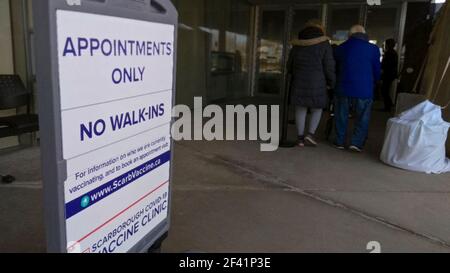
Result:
[56, 10, 174, 253]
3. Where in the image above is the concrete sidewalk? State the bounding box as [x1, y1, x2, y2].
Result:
[164, 111, 450, 252]
[163, 143, 450, 253]
[1, 112, 450, 253]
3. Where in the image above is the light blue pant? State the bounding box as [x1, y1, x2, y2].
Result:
[295, 106, 323, 137]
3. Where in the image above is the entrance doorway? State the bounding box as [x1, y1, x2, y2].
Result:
[254, 5, 322, 99]
[252, 2, 403, 103]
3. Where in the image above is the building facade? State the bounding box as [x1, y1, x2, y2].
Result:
[0, 0, 437, 148]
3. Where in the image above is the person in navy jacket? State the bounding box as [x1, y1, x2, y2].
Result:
[333, 25, 381, 152]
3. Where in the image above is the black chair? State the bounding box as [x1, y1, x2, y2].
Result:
[0, 75, 39, 184]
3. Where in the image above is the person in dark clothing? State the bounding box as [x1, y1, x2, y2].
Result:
[381, 38, 399, 112]
[287, 20, 336, 147]
[334, 25, 381, 152]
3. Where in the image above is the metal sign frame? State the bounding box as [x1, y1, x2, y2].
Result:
[33, 0, 178, 253]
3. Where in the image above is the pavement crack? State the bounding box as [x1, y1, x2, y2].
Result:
[305, 189, 450, 194]
[176, 142, 450, 249]
[173, 185, 274, 192]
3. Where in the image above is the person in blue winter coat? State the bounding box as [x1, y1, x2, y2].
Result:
[333, 25, 381, 152]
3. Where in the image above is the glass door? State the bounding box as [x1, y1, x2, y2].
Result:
[328, 5, 363, 45]
[365, 4, 401, 48]
[255, 8, 288, 97]
[254, 5, 323, 99]
[290, 6, 322, 41]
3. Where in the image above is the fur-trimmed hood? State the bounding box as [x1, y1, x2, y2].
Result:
[291, 26, 330, 46]
[291, 36, 330, 47]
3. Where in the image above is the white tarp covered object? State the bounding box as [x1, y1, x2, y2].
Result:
[381, 100, 450, 174]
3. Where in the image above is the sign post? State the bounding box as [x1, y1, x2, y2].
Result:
[33, 0, 177, 253]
